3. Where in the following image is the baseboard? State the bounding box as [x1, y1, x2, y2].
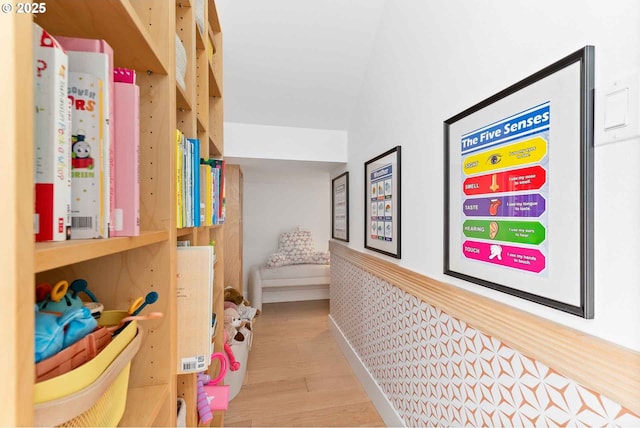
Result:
[328, 315, 405, 428]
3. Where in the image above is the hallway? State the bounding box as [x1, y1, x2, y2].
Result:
[224, 300, 385, 427]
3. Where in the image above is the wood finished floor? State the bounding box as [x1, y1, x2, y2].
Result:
[223, 300, 385, 427]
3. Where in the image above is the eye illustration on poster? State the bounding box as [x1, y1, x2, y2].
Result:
[365, 146, 401, 259]
[331, 172, 350, 242]
[443, 46, 595, 318]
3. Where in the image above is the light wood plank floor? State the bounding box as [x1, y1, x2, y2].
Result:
[223, 300, 385, 427]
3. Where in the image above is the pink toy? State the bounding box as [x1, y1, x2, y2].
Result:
[196, 352, 230, 421]
[223, 331, 240, 371]
[196, 372, 213, 424]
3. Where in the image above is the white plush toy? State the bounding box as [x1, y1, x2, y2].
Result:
[224, 307, 245, 342]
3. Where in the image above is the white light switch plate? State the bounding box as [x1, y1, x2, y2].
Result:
[596, 72, 640, 146]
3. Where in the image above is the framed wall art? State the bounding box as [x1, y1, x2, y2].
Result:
[444, 46, 595, 318]
[331, 171, 350, 242]
[365, 146, 401, 259]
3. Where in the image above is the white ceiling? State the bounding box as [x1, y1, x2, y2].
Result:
[216, 0, 387, 131]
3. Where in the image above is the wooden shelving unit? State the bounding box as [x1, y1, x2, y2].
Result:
[1, 0, 225, 426]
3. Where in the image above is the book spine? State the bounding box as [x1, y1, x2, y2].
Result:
[176, 130, 183, 228]
[33, 24, 71, 242]
[112, 79, 140, 236]
[189, 139, 201, 227]
[69, 72, 104, 239]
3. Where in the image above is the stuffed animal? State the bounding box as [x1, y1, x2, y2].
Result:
[224, 307, 245, 342]
[224, 286, 250, 307]
[224, 287, 260, 320]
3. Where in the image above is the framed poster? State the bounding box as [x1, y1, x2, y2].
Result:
[444, 46, 595, 318]
[365, 146, 401, 258]
[331, 171, 350, 242]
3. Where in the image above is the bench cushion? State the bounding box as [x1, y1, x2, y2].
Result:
[259, 264, 330, 281]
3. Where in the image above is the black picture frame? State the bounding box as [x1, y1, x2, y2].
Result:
[331, 171, 350, 242]
[364, 146, 401, 259]
[444, 46, 595, 318]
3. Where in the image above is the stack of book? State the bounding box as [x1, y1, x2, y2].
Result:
[32, 23, 141, 241]
[175, 130, 226, 228]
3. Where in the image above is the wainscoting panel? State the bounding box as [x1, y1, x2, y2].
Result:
[330, 248, 640, 427]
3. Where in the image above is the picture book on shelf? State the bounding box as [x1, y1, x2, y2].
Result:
[113, 68, 140, 237]
[33, 23, 72, 242]
[68, 71, 105, 239]
[56, 36, 114, 237]
[176, 245, 214, 374]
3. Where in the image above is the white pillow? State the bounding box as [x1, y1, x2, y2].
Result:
[266, 227, 329, 267]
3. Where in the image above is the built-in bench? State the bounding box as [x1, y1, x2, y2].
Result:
[248, 264, 330, 312]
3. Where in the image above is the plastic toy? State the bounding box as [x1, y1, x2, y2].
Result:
[37, 279, 102, 317]
[223, 331, 240, 371]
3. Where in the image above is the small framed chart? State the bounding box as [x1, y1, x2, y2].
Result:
[365, 146, 401, 258]
[331, 171, 350, 242]
[444, 46, 595, 318]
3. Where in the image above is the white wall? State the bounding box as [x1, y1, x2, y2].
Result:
[343, 0, 640, 351]
[242, 166, 331, 291]
[225, 122, 347, 162]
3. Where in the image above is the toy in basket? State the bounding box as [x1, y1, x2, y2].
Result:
[33, 310, 161, 427]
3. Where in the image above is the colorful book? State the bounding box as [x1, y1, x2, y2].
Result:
[56, 36, 114, 237]
[188, 138, 201, 227]
[185, 137, 192, 227]
[68, 71, 105, 239]
[33, 23, 72, 242]
[176, 130, 183, 228]
[112, 69, 140, 237]
[201, 163, 212, 226]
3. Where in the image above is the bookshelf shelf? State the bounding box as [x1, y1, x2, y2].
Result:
[197, 112, 208, 133]
[34, 0, 168, 74]
[35, 230, 169, 273]
[120, 384, 170, 426]
[176, 83, 193, 111]
[209, 61, 222, 97]
[196, 25, 206, 50]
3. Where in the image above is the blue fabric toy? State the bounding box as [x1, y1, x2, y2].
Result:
[34, 304, 97, 363]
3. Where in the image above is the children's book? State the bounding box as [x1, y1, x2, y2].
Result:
[176, 130, 183, 228]
[68, 71, 105, 239]
[201, 163, 212, 226]
[176, 245, 214, 373]
[112, 68, 140, 236]
[56, 36, 114, 237]
[188, 138, 201, 227]
[33, 23, 72, 242]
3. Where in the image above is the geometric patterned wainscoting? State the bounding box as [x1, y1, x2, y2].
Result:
[329, 246, 640, 427]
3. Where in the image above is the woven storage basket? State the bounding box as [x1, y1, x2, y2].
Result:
[34, 311, 143, 427]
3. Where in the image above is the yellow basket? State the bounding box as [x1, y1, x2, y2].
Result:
[34, 311, 143, 427]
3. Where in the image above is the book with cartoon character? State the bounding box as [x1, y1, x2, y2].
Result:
[56, 36, 113, 238]
[33, 23, 72, 242]
[68, 71, 106, 239]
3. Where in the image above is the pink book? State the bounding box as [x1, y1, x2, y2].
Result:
[56, 36, 114, 237]
[113, 69, 140, 237]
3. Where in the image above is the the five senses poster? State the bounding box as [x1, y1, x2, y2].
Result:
[459, 102, 549, 275]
